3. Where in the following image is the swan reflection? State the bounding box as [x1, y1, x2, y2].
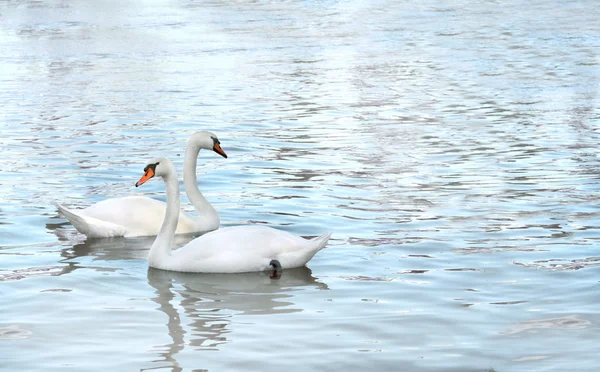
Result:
[2, 223, 185, 281]
[145, 267, 327, 371]
[23, 220, 195, 279]
[59, 236, 156, 262]
[51, 217, 195, 263]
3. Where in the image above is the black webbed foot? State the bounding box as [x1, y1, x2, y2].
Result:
[269, 259, 282, 279]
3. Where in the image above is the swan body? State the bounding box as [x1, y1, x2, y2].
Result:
[152, 225, 331, 273]
[56, 131, 227, 238]
[138, 157, 331, 273]
[56, 196, 201, 238]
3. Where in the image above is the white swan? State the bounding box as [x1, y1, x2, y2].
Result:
[136, 157, 331, 273]
[56, 131, 227, 238]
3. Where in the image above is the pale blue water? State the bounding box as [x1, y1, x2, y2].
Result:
[1, 0, 600, 371]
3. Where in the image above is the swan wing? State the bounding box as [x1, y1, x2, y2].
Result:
[165, 225, 331, 273]
[56, 203, 128, 238]
[57, 196, 199, 237]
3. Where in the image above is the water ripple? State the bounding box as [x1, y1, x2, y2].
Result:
[1, 0, 600, 371]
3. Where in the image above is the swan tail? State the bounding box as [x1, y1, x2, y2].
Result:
[56, 204, 85, 227]
[276, 232, 332, 269]
[311, 232, 332, 251]
[55, 203, 126, 238]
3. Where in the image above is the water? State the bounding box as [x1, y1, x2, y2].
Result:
[1, 0, 600, 370]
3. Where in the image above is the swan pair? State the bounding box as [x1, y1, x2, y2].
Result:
[57, 131, 331, 273]
[57, 132, 225, 238]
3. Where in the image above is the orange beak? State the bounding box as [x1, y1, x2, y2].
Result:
[135, 168, 155, 187]
[213, 143, 228, 158]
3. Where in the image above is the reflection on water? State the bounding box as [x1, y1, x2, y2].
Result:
[0, 228, 192, 281]
[513, 257, 600, 271]
[146, 267, 326, 371]
[0, 325, 33, 340]
[501, 315, 591, 335]
[60, 237, 155, 262]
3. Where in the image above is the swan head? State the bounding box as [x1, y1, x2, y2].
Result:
[190, 131, 227, 158]
[135, 157, 173, 187]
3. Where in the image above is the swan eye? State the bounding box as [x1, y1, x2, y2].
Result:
[211, 136, 221, 145]
[144, 163, 159, 172]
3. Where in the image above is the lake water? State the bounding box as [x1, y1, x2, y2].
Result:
[1, 0, 600, 370]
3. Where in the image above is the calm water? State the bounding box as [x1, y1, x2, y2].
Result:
[1, 0, 600, 370]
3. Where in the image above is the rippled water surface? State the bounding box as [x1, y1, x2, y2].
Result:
[2, 0, 600, 371]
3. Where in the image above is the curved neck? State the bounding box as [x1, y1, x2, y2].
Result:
[183, 140, 219, 226]
[149, 170, 180, 268]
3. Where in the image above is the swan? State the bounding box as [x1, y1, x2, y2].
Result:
[56, 131, 227, 238]
[136, 157, 331, 273]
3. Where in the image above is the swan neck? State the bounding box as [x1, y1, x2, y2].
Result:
[183, 141, 219, 224]
[149, 171, 180, 267]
